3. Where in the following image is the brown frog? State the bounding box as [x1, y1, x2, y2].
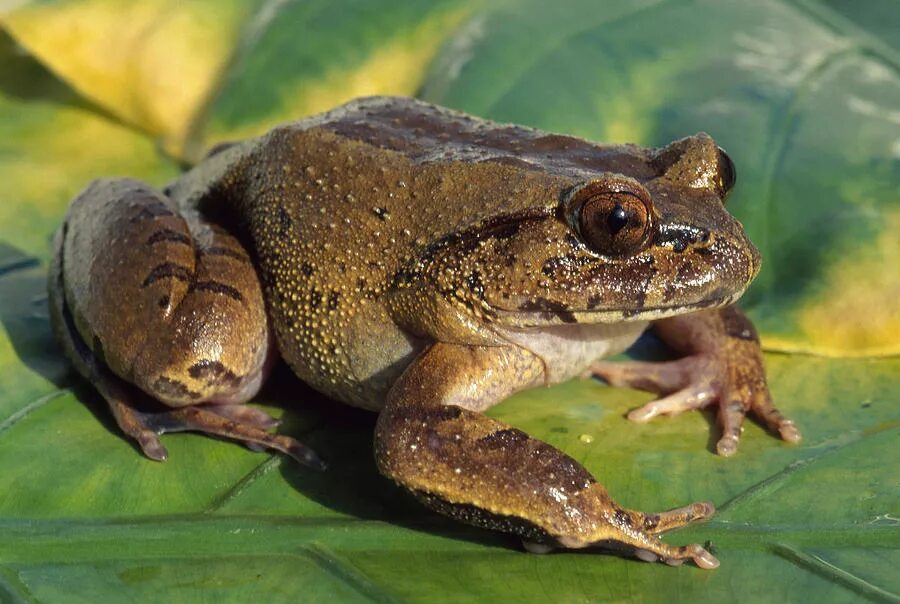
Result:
[48, 96, 800, 569]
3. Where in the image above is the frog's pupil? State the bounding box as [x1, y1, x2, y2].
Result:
[607, 203, 629, 235]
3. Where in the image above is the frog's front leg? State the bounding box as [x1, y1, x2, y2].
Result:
[588, 306, 801, 456]
[375, 342, 719, 568]
[48, 178, 323, 468]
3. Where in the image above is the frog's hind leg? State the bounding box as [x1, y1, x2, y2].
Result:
[375, 342, 718, 568]
[49, 178, 322, 468]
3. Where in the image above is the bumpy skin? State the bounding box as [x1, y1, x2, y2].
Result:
[49, 96, 800, 568]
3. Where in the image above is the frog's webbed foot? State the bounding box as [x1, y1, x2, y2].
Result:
[77, 363, 324, 469]
[522, 500, 719, 568]
[587, 306, 801, 456]
[376, 342, 719, 569]
[137, 404, 325, 470]
[70, 358, 325, 469]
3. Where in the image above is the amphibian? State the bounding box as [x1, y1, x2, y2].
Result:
[49, 96, 800, 569]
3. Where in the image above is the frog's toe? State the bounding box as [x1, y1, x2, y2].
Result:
[626, 539, 718, 569]
[106, 397, 170, 461]
[135, 431, 169, 461]
[626, 384, 715, 422]
[642, 501, 716, 534]
[208, 403, 281, 430]
[748, 388, 802, 444]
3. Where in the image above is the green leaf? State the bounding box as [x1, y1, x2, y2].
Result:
[1, 0, 898, 602]
[422, 0, 900, 357]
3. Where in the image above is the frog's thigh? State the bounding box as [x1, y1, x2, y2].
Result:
[50, 179, 320, 466]
[375, 342, 718, 569]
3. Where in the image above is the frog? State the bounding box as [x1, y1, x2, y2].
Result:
[48, 95, 801, 569]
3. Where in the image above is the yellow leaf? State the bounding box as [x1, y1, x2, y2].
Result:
[2, 0, 259, 156]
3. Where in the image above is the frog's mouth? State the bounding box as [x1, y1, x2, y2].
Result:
[490, 291, 744, 329]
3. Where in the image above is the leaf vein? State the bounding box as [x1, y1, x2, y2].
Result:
[774, 544, 900, 603]
[717, 424, 898, 514]
[301, 543, 402, 604]
[0, 564, 40, 604]
[203, 455, 282, 513]
[0, 390, 69, 437]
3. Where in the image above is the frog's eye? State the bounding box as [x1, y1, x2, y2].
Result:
[717, 146, 736, 199]
[569, 178, 656, 257]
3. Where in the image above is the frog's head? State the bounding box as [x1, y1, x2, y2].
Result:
[415, 133, 759, 329]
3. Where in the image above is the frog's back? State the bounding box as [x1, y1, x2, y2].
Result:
[168, 97, 656, 408]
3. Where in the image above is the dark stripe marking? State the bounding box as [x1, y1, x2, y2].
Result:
[152, 376, 202, 400]
[202, 246, 250, 262]
[517, 298, 577, 324]
[477, 428, 530, 450]
[190, 281, 244, 302]
[188, 359, 241, 388]
[147, 228, 191, 246]
[142, 262, 192, 287]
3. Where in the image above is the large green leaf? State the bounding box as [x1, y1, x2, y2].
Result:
[422, 0, 900, 357]
[1, 0, 897, 602]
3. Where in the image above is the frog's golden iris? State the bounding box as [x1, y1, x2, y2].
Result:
[568, 177, 656, 257]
